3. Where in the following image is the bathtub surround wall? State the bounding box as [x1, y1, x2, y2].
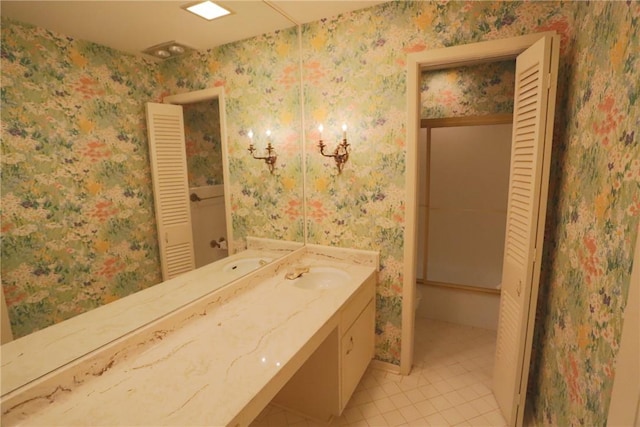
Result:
[426, 124, 512, 289]
[416, 62, 515, 283]
[1, 1, 639, 425]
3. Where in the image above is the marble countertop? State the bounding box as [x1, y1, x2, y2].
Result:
[2, 247, 377, 426]
[1, 249, 286, 398]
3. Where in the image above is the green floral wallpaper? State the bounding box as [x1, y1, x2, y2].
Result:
[1, 1, 639, 425]
[0, 18, 164, 338]
[300, 0, 577, 367]
[421, 61, 515, 118]
[299, 1, 638, 424]
[528, 2, 640, 426]
[0, 19, 304, 337]
[183, 99, 223, 187]
[159, 27, 305, 249]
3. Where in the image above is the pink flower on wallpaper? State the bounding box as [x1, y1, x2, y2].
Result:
[627, 196, 640, 217]
[580, 234, 603, 284]
[98, 257, 124, 279]
[89, 200, 118, 222]
[566, 353, 584, 405]
[82, 141, 112, 162]
[278, 64, 298, 89]
[74, 76, 105, 100]
[593, 96, 623, 145]
[536, 17, 570, 54]
[307, 199, 329, 223]
[403, 42, 427, 53]
[437, 89, 458, 107]
[303, 61, 326, 85]
[1, 221, 14, 233]
[3, 284, 26, 306]
[184, 138, 197, 157]
[284, 199, 302, 221]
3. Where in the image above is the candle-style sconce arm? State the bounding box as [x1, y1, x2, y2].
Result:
[318, 138, 350, 174]
[248, 142, 277, 174]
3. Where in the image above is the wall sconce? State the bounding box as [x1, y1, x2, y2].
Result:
[248, 130, 277, 174]
[318, 124, 350, 174]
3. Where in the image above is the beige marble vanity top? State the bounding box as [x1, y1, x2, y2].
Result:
[1, 248, 286, 398]
[1, 245, 377, 426]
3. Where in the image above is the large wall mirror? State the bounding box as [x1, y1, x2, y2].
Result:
[0, 1, 306, 395]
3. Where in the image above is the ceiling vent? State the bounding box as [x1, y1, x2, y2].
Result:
[142, 41, 192, 60]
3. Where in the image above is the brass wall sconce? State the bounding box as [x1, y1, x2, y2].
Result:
[318, 124, 350, 174]
[247, 130, 277, 174]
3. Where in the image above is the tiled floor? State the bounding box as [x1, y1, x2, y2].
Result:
[251, 318, 507, 426]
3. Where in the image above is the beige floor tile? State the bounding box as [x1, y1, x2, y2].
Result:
[251, 319, 507, 427]
[380, 409, 407, 426]
[397, 404, 423, 422]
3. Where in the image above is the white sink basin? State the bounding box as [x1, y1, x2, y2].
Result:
[291, 267, 351, 290]
[222, 257, 272, 275]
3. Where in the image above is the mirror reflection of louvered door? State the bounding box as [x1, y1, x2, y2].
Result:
[493, 34, 559, 427]
[145, 102, 195, 281]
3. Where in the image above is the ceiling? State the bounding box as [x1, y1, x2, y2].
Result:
[0, 1, 386, 58]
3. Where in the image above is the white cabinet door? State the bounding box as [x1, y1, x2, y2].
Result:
[493, 34, 559, 427]
[145, 102, 195, 281]
[341, 300, 375, 409]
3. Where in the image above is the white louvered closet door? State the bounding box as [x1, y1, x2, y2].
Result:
[145, 103, 195, 281]
[493, 34, 559, 427]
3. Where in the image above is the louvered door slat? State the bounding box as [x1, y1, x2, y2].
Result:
[145, 103, 195, 281]
[493, 34, 559, 427]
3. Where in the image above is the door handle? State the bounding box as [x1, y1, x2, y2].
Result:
[346, 336, 354, 355]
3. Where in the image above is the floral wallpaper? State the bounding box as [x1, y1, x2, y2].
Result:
[300, 0, 577, 367]
[1, 1, 639, 425]
[421, 60, 515, 118]
[528, 2, 640, 426]
[0, 18, 164, 338]
[159, 27, 305, 250]
[183, 99, 223, 187]
[300, 1, 638, 425]
[0, 20, 304, 337]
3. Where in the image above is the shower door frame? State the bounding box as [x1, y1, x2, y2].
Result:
[419, 114, 513, 295]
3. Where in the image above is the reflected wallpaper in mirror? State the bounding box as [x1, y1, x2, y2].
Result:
[0, 17, 303, 339]
[184, 99, 223, 188]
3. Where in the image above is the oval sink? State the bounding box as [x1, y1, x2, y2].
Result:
[292, 267, 351, 290]
[222, 257, 272, 275]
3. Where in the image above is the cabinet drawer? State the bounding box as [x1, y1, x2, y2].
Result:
[340, 274, 375, 335]
[341, 299, 375, 408]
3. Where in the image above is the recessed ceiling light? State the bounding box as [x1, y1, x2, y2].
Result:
[185, 1, 231, 21]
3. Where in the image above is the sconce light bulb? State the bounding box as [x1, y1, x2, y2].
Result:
[266, 130, 272, 137]
[342, 123, 347, 131]
[154, 49, 171, 58]
[318, 124, 324, 133]
[168, 45, 185, 55]
[248, 130, 254, 139]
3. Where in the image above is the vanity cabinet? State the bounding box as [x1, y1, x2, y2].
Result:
[340, 299, 375, 408]
[338, 277, 375, 411]
[272, 273, 376, 423]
